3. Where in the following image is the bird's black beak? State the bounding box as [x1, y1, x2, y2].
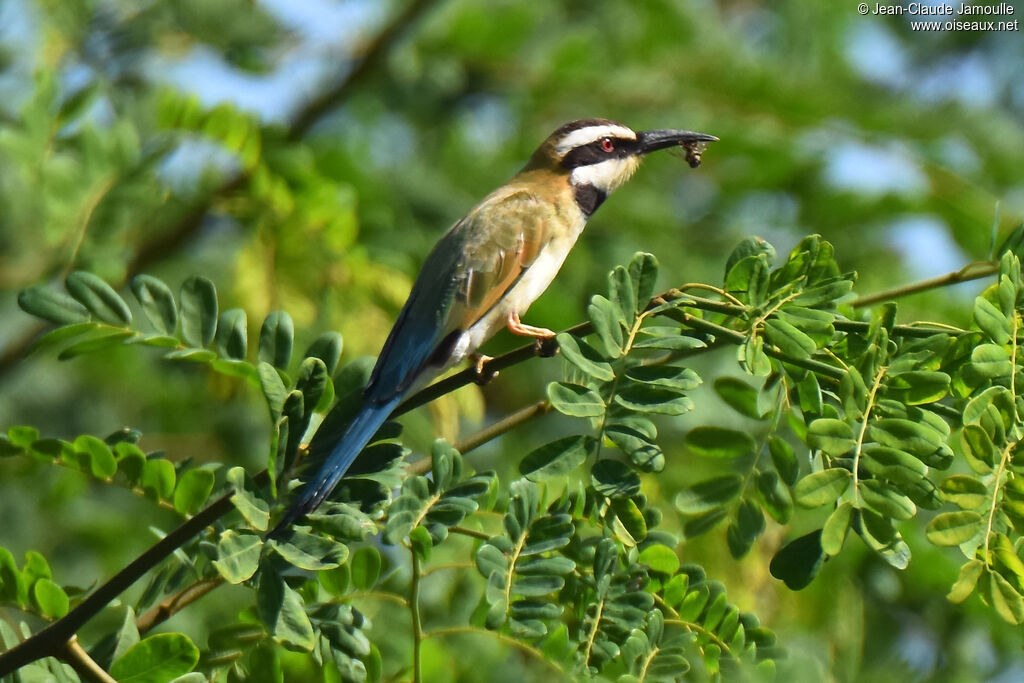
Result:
[636, 129, 719, 155]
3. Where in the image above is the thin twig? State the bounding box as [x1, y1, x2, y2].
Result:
[59, 637, 116, 683]
[135, 577, 224, 635]
[852, 261, 997, 308]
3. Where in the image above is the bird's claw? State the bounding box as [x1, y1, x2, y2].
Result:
[471, 353, 498, 385]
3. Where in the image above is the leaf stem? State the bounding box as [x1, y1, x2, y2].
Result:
[852, 366, 887, 505]
[410, 549, 424, 683]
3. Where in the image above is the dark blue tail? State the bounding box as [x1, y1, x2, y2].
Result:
[269, 396, 401, 537]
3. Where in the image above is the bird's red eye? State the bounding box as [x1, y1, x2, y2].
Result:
[601, 137, 614, 152]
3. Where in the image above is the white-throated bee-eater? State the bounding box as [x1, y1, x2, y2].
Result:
[270, 118, 717, 536]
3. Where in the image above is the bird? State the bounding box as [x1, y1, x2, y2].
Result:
[269, 118, 717, 537]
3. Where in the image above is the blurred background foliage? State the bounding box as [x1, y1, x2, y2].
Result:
[1, 0, 1023, 680]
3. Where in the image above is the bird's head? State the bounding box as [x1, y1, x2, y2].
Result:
[524, 119, 718, 205]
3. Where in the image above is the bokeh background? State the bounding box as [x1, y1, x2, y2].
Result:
[1, 0, 1023, 680]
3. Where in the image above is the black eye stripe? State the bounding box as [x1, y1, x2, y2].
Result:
[560, 138, 639, 169]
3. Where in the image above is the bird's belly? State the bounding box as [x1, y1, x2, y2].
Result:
[452, 236, 577, 365]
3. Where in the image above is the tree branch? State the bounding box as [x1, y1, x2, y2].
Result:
[851, 261, 997, 308]
[0, 491, 235, 675]
[0, 273, 973, 674]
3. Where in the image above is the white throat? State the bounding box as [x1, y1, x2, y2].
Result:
[569, 156, 641, 194]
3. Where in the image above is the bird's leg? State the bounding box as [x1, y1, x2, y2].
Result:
[470, 352, 498, 385]
[506, 311, 555, 339]
[506, 312, 559, 357]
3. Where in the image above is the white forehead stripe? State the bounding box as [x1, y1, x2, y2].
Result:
[555, 124, 636, 156]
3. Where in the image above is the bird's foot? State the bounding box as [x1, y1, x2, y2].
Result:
[506, 311, 556, 340]
[471, 353, 498, 385]
[535, 337, 559, 358]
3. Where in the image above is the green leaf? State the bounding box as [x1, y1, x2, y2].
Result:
[763, 318, 816, 359]
[939, 475, 988, 509]
[614, 385, 694, 415]
[26, 321, 99, 356]
[638, 544, 679, 575]
[556, 333, 614, 381]
[624, 364, 701, 391]
[862, 446, 928, 485]
[179, 276, 218, 348]
[173, 468, 215, 515]
[258, 362, 288, 418]
[162, 348, 216, 362]
[632, 328, 706, 351]
[609, 265, 637, 323]
[58, 329, 133, 359]
[728, 499, 766, 558]
[227, 467, 269, 531]
[409, 525, 433, 563]
[794, 469, 851, 508]
[725, 254, 770, 306]
[867, 419, 943, 459]
[72, 434, 117, 478]
[985, 570, 1024, 624]
[974, 296, 1013, 344]
[257, 571, 315, 651]
[606, 425, 664, 473]
[66, 271, 132, 325]
[294, 357, 330, 417]
[948, 560, 984, 603]
[757, 470, 794, 524]
[858, 509, 911, 569]
[260, 311, 294, 370]
[591, 459, 641, 498]
[212, 531, 262, 584]
[821, 501, 853, 556]
[793, 279, 854, 307]
[0, 547, 27, 606]
[141, 459, 176, 501]
[769, 530, 825, 590]
[304, 331, 344, 374]
[130, 275, 178, 335]
[738, 334, 772, 376]
[350, 547, 382, 590]
[971, 343, 1013, 379]
[589, 295, 624, 357]
[806, 418, 855, 456]
[860, 480, 916, 520]
[685, 426, 755, 459]
[18, 285, 90, 324]
[926, 511, 983, 546]
[546, 381, 605, 417]
[112, 606, 140, 665]
[675, 475, 744, 514]
[273, 530, 348, 571]
[215, 309, 248, 360]
[110, 633, 200, 683]
[32, 578, 69, 618]
[885, 370, 950, 405]
[628, 252, 659, 310]
[713, 377, 763, 419]
[770, 436, 799, 486]
[519, 435, 594, 481]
